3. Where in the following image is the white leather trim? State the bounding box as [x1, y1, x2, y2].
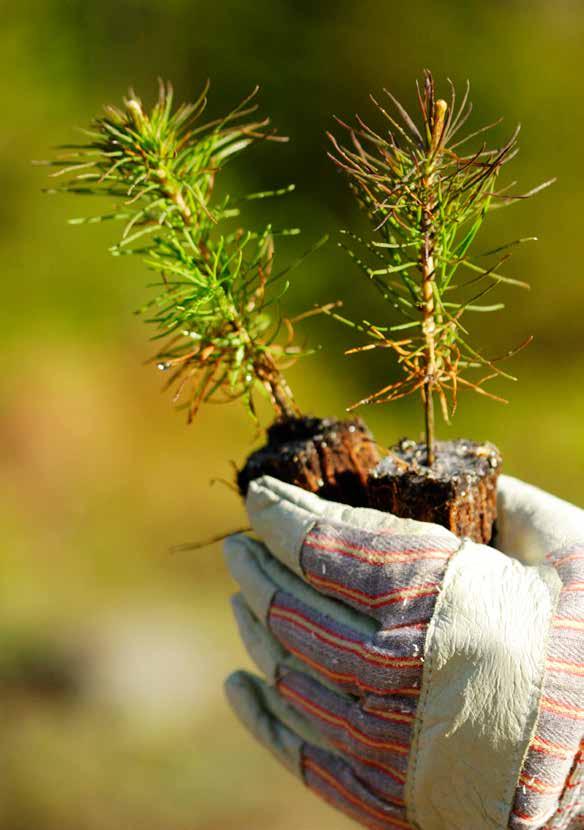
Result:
[406, 540, 562, 830]
[497, 475, 584, 565]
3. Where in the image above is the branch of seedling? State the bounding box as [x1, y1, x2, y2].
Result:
[327, 70, 553, 466]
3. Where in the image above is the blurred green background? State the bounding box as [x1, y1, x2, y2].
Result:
[1, 1, 583, 827]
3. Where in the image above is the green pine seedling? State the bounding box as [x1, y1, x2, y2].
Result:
[43, 81, 325, 423]
[328, 71, 552, 466]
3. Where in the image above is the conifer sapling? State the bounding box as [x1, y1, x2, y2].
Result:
[327, 71, 552, 542]
[44, 82, 380, 505]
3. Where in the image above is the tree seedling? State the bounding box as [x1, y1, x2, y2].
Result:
[327, 71, 552, 541]
[44, 82, 380, 506]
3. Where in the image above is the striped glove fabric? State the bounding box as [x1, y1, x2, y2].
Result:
[224, 475, 584, 830]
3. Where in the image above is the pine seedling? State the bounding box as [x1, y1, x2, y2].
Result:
[328, 71, 551, 465]
[44, 81, 322, 422]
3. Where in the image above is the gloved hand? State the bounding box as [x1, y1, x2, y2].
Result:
[224, 475, 584, 830]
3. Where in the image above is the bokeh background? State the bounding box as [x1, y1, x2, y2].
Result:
[2, 1, 583, 828]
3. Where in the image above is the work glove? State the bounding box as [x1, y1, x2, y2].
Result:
[224, 475, 584, 830]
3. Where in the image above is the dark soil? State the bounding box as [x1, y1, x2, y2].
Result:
[368, 438, 502, 544]
[238, 415, 381, 507]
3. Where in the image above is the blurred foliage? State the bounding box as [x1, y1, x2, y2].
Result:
[1, 1, 584, 828]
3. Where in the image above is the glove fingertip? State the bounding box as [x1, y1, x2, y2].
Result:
[247, 476, 324, 515]
[223, 532, 250, 560]
[224, 669, 251, 707]
[223, 537, 277, 624]
[246, 478, 316, 578]
[231, 593, 283, 683]
[224, 670, 303, 777]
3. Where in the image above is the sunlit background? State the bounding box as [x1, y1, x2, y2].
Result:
[1, 1, 583, 827]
